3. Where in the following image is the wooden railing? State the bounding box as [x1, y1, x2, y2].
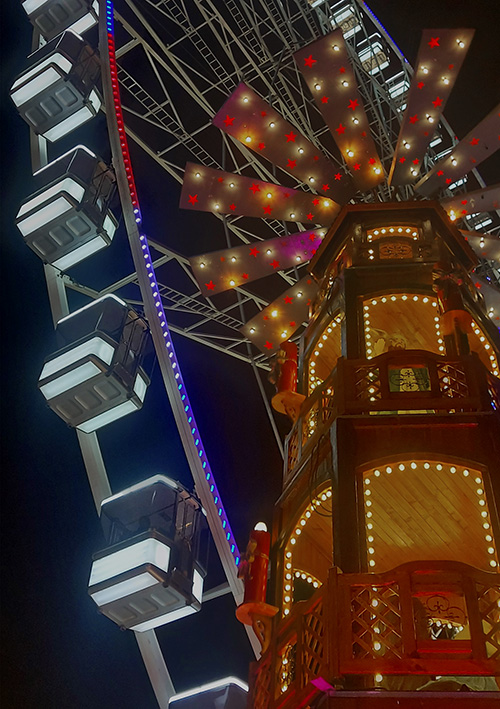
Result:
[248, 561, 500, 708]
[284, 352, 496, 485]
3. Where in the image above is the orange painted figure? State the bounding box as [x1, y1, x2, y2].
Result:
[432, 261, 472, 357]
[236, 523, 278, 653]
[270, 342, 305, 422]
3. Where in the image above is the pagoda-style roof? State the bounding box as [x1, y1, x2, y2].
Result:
[309, 200, 478, 281]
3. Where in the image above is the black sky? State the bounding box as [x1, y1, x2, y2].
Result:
[1, 1, 499, 707]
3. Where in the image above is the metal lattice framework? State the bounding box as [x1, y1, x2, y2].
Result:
[55, 0, 497, 372]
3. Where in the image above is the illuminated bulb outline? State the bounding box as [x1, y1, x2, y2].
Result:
[364, 461, 498, 572]
[282, 487, 332, 615]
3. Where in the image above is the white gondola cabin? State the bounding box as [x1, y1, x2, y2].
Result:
[16, 145, 117, 270]
[38, 294, 152, 432]
[22, 0, 99, 40]
[10, 30, 101, 141]
[89, 476, 208, 632]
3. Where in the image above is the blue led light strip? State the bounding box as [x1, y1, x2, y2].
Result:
[104, 0, 240, 568]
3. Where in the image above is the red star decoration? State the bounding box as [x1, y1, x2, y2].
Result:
[188, 194, 198, 205]
[271, 259, 280, 269]
[229, 203, 236, 210]
[348, 99, 359, 111]
[249, 183, 260, 194]
[322, 183, 329, 191]
[218, 177, 224, 182]
[470, 137, 479, 145]
[409, 114, 418, 124]
[223, 115, 235, 126]
[462, 209, 467, 215]
[437, 170, 444, 176]
[412, 159, 419, 165]
[334, 173, 342, 180]
[287, 159, 297, 169]
[306, 212, 314, 220]
[284, 193, 290, 198]
[339, 66, 346, 73]
[336, 123, 346, 134]
[399, 157, 406, 163]
[449, 64, 454, 69]
[250, 247, 260, 257]
[321, 96, 329, 104]
[258, 142, 265, 150]
[461, 200, 468, 205]
[285, 131, 297, 142]
[304, 55, 317, 68]
[353, 163, 361, 170]
[428, 37, 440, 48]
[417, 82, 425, 89]
[368, 158, 376, 165]
[263, 205, 272, 214]
[313, 155, 319, 161]
[263, 316, 269, 320]
[242, 273, 249, 279]
[261, 111, 267, 116]
[284, 296, 293, 304]
[432, 96, 443, 108]
[220, 256, 225, 262]
[289, 321, 296, 327]
[423, 131, 429, 136]
[309, 234, 316, 241]
[361, 131, 367, 137]
[445, 178, 452, 184]
[205, 280, 215, 290]
[312, 198, 320, 205]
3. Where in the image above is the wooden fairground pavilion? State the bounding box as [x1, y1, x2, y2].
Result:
[243, 201, 500, 708]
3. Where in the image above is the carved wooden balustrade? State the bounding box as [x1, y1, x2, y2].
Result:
[248, 561, 500, 709]
[284, 352, 496, 485]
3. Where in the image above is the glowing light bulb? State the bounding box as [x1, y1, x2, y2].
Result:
[314, 83, 321, 91]
[243, 96, 249, 102]
[342, 80, 349, 87]
[249, 327, 255, 334]
[195, 172, 201, 178]
[229, 280, 235, 286]
[245, 136, 252, 143]
[266, 192, 272, 198]
[199, 262, 205, 268]
[271, 309, 278, 318]
[269, 121, 275, 128]
[347, 150, 354, 157]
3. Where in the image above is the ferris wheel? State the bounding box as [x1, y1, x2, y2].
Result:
[9, 0, 499, 705]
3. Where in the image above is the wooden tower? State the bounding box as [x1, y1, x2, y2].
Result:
[247, 200, 500, 707]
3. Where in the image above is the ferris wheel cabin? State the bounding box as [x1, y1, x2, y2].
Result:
[10, 29, 101, 142]
[16, 145, 117, 270]
[88, 475, 208, 632]
[21, 0, 99, 41]
[38, 294, 152, 432]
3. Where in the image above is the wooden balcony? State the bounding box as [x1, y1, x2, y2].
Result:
[248, 561, 500, 709]
[284, 352, 500, 485]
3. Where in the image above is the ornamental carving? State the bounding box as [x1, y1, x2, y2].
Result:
[379, 240, 413, 259]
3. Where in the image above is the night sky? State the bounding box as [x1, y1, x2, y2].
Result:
[2, 1, 499, 707]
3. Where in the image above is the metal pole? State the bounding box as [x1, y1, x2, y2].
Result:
[99, 0, 259, 656]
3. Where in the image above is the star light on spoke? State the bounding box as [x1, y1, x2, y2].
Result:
[294, 30, 384, 191]
[189, 229, 326, 296]
[389, 28, 475, 186]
